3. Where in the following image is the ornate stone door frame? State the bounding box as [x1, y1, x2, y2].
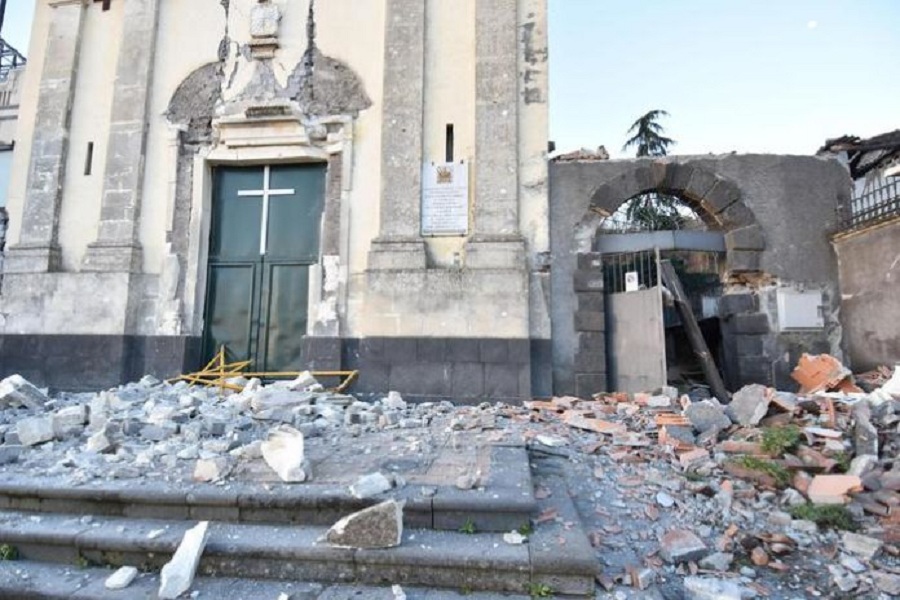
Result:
[184, 114, 354, 358]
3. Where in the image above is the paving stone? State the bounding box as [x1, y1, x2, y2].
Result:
[159, 521, 209, 599]
[324, 499, 404, 549]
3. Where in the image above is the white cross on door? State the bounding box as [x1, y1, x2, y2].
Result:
[237, 166, 296, 255]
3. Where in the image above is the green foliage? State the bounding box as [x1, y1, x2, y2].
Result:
[620, 109, 689, 231]
[623, 192, 686, 231]
[789, 504, 858, 531]
[458, 518, 477, 535]
[0, 544, 17, 561]
[518, 522, 534, 536]
[525, 582, 555, 598]
[761, 426, 801, 456]
[833, 452, 852, 473]
[736, 456, 791, 487]
[622, 109, 675, 157]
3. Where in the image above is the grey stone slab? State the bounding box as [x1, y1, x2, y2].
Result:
[527, 475, 597, 596]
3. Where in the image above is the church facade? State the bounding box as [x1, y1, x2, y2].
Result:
[0, 0, 551, 401]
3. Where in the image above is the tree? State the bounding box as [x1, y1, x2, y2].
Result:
[621, 110, 683, 230]
[623, 109, 675, 157]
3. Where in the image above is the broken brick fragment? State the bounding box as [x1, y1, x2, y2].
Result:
[807, 475, 862, 505]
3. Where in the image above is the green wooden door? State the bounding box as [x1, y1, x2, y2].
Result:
[203, 164, 326, 372]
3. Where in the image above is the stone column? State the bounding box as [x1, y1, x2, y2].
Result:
[82, 0, 160, 272]
[3, 0, 87, 274]
[367, 0, 427, 270]
[466, 0, 524, 269]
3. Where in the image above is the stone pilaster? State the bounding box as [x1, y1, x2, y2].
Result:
[82, 0, 160, 273]
[367, 0, 427, 271]
[466, 0, 523, 269]
[3, 0, 87, 274]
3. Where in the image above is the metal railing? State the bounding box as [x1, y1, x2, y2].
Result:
[837, 178, 900, 233]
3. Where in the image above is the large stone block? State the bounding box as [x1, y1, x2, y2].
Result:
[719, 293, 758, 317]
[574, 332, 606, 371]
[699, 180, 740, 214]
[575, 373, 607, 398]
[574, 310, 605, 332]
[683, 169, 718, 203]
[573, 269, 604, 292]
[727, 250, 763, 273]
[484, 364, 522, 399]
[726, 225, 766, 252]
[732, 313, 770, 334]
[451, 363, 485, 398]
[577, 292, 605, 313]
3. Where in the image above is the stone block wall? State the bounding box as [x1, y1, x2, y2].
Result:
[572, 252, 607, 397]
[343, 337, 531, 404]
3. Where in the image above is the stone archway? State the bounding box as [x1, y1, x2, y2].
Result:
[556, 158, 779, 398]
[586, 160, 765, 276]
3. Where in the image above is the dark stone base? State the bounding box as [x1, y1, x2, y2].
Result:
[0, 335, 201, 392]
[0, 334, 549, 403]
[343, 337, 539, 404]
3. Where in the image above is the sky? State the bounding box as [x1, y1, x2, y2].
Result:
[2, 0, 898, 158]
[550, 0, 900, 157]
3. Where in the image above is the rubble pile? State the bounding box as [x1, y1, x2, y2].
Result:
[519, 357, 900, 597]
[0, 372, 461, 486]
[0, 354, 899, 597]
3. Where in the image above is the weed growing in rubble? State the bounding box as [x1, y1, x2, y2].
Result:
[0, 544, 17, 561]
[458, 518, 477, 534]
[525, 582, 554, 598]
[518, 522, 534, 536]
[789, 504, 858, 531]
[760, 425, 801, 456]
[833, 451, 852, 473]
[736, 456, 791, 487]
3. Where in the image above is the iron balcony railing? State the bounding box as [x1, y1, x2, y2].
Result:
[837, 177, 900, 233]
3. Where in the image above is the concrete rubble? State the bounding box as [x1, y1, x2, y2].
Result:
[0, 354, 898, 597]
[159, 521, 209, 599]
[104, 565, 138, 590]
[260, 425, 308, 483]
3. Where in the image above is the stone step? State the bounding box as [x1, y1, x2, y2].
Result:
[0, 445, 536, 532]
[0, 560, 534, 599]
[0, 507, 595, 596]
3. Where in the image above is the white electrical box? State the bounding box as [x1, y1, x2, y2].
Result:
[776, 288, 824, 330]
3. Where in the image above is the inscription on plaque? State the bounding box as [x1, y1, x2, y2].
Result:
[421, 162, 469, 236]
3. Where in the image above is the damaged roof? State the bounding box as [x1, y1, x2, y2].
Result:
[819, 130, 900, 179]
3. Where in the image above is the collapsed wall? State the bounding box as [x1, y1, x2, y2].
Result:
[549, 154, 853, 396]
